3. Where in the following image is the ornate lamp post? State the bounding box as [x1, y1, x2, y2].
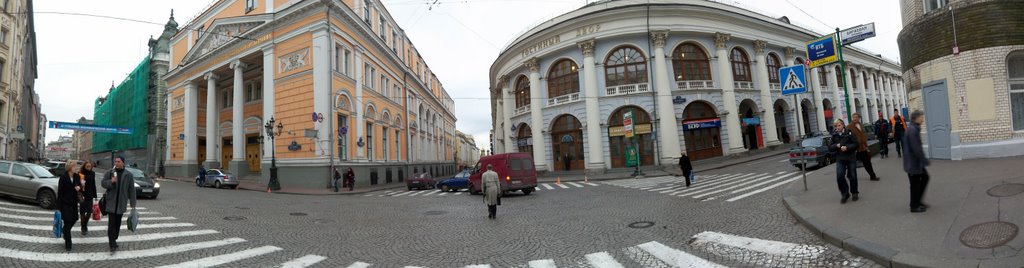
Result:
[264, 117, 283, 191]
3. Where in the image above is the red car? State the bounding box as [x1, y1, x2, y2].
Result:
[406, 173, 436, 191]
[468, 153, 538, 195]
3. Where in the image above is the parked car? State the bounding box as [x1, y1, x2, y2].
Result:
[788, 136, 834, 169]
[45, 161, 65, 176]
[436, 170, 471, 192]
[195, 169, 240, 189]
[468, 153, 538, 195]
[406, 173, 436, 190]
[0, 161, 61, 209]
[126, 168, 160, 199]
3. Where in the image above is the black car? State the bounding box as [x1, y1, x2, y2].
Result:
[126, 168, 160, 199]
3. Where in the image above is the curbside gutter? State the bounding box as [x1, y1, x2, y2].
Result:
[158, 176, 405, 196]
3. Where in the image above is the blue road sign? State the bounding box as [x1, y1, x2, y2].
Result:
[49, 121, 133, 134]
[806, 35, 838, 68]
[780, 65, 807, 96]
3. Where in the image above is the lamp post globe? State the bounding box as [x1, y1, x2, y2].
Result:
[265, 117, 281, 191]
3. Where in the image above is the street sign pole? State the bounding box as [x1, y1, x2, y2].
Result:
[794, 93, 807, 191]
[835, 28, 853, 122]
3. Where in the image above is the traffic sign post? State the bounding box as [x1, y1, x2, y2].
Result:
[835, 28, 853, 123]
[780, 64, 808, 191]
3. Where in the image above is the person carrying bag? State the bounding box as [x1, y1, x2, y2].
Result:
[101, 156, 137, 252]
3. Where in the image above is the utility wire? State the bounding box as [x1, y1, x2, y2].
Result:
[779, 0, 832, 30]
[34, 11, 256, 41]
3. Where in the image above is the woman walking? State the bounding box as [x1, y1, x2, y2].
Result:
[78, 162, 97, 235]
[56, 160, 81, 251]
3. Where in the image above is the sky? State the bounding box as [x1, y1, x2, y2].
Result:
[36, 0, 904, 152]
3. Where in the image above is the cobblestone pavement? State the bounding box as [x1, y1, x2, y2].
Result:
[0, 154, 882, 267]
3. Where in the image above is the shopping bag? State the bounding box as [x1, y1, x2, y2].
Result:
[128, 208, 139, 233]
[92, 200, 101, 221]
[689, 171, 696, 183]
[53, 211, 62, 238]
[98, 195, 108, 216]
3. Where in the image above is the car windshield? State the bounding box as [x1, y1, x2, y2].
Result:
[801, 138, 823, 147]
[28, 165, 56, 178]
[126, 168, 145, 178]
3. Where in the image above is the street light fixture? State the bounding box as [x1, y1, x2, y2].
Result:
[264, 117, 283, 191]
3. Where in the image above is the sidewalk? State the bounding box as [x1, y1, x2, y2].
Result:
[782, 154, 1024, 267]
[160, 176, 405, 196]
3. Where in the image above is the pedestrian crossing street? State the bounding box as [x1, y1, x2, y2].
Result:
[603, 170, 814, 202]
[361, 181, 602, 197]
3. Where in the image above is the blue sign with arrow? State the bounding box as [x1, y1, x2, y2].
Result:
[779, 65, 806, 96]
[49, 121, 133, 134]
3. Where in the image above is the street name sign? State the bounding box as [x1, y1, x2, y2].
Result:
[806, 35, 838, 68]
[840, 23, 876, 45]
[779, 65, 807, 96]
[49, 121, 133, 134]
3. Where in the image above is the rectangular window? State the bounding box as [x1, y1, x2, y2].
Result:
[333, 45, 340, 72]
[380, 75, 387, 94]
[925, 0, 947, 13]
[363, 0, 371, 23]
[383, 126, 389, 161]
[222, 90, 231, 108]
[343, 49, 352, 76]
[379, 15, 387, 40]
[0, 60, 4, 82]
[0, 28, 7, 45]
[366, 123, 374, 160]
[338, 114, 348, 160]
[391, 30, 398, 52]
[245, 0, 257, 13]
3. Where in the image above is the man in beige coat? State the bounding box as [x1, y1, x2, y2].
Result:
[482, 164, 501, 219]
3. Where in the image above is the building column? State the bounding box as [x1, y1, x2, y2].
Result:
[313, 25, 331, 157]
[578, 39, 606, 171]
[857, 70, 868, 120]
[810, 65, 827, 133]
[866, 71, 877, 122]
[827, 67, 843, 124]
[752, 40, 780, 145]
[262, 45, 275, 162]
[501, 76, 515, 154]
[354, 48, 366, 160]
[899, 80, 907, 109]
[526, 58, 548, 171]
[204, 72, 219, 169]
[165, 92, 173, 162]
[228, 60, 249, 177]
[183, 81, 200, 176]
[651, 31, 682, 163]
[881, 75, 890, 119]
[714, 33, 745, 154]
[843, 67, 857, 120]
[493, 90, 504, 154]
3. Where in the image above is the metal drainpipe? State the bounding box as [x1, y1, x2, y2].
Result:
[403, 71, 411, 165]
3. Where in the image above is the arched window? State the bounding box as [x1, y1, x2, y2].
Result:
[1008, 51, 1024, 131]
[818, 68, 828, 87]
[605, 46, 648, 87]
[547, 59, 580, 98]
[514, 76, 530, 108]
[767, 53, 781, 83]
[850, 69, 858, 88]
[730, 48, 752, 82]
[516, 124, 533, 153]
[834, 66, 843, 86]
[672, 43, 711, 81]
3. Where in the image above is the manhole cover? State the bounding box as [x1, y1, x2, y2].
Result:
[234, 206, 250, 210]
[628, 221, 655, 229]
[223, 216, 246, 221]
[987, 184, 1024, 197]
[423, 210, 448, 216]
[313, 219, 335, 224]
[289, 212, 308, 216]
[960, 221, 1018, 249]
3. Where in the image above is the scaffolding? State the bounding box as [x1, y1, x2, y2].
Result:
[92, 57, 151, 153]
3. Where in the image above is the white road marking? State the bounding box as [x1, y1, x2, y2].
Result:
[407, 191, 424, 196]
[392, 191, 413, 197]
[779, 159, 790, 163]
[527, 259, 556, 268]
[464, 265, 491, 268]
[346, 262, 372, 268]
[420, 191, 437, 196]
[729, 172, 800, 194]
[0, 206, 158, 215]
[566, 182, 585, 188]
[0, 220, 194, 231]
[777, 170, 788, 174]
[454, 192, 463, 195]
[555, 183, 570, 189]
[582, 182, 599, 186]
[155, 245, 283, 268]
[0, 230, 219, 244]
[691, 231, 827, 260]
[0, 201, 41, 208]
[637, 241, 726, 268]
[278, 254, 328, 268]
[0, 237, 246, 261]
[726, 172, 813, 202]
[0, 212, 175, 222]
[691, 174, 774, 199]
[438, 192, 448, 196]
[584, 252, 625, 268]
[675, 173, 760, 197]
[668, 173, 745, 194]
[542, 184, 555, 190]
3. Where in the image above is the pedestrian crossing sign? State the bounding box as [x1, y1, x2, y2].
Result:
[779, 65, 806, 96]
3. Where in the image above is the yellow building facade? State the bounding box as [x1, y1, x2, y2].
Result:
[164, 0, 458, 189]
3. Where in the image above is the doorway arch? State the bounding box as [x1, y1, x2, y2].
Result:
[682, 101, 723, 160]
[738, 99, 762, 150]
[773, 99, 792, 143]
[550, 115, 584, 171]
[608, 106, 655, 168]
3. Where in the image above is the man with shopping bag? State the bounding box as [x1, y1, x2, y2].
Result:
[101, 156, 137, 252]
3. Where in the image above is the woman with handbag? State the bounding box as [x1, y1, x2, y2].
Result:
[77, 162, 97, 236]
[56, 160, 81, 251]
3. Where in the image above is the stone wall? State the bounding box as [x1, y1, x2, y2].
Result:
[898, 1, 1024, 72]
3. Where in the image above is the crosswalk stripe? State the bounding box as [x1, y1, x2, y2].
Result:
[0, 220, 194, 231]
[726, 172, 812, 202]
[155, 245, 283, 268]
[730, 172, 800, 194]
[673, 173, 755, 196]
[691, 174, 774, 199]
[0, 201, 43, 208]
[684, 173, 771, 197]
[675, 173, 743, 191]
[0, 230, 220, 244]
[542, 184, 555, 190]
[454, 192, 463, 195]
[555, 183, 570, 189]
[690, 231, 827, 259]
[566, 182, 584, 188]
[585, 252, 625, 268]
[464, 265, 491, 268]
[582, 182, 599, 186]
[0, 212, 176, 222]
[438, 192, 448, 196]
[392, 191, 413, 197]
[0, 206, 159, 215]
[346, 262, 372, 268]
[528, 259, 556, 268]
[636, 241, 725, 268]
[777, 171, 788, 174]
[279, 254, 328, 268]
[419, 191, 437, 196]
[407, 191, 424, 196]
[0, 237, 246, 261]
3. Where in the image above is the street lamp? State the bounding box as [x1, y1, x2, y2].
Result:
[264, 117, 283, 191]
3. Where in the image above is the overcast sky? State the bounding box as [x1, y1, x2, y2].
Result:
[37, 0, 902, 152]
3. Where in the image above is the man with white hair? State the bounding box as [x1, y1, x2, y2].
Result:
[482, 164, 501, 219]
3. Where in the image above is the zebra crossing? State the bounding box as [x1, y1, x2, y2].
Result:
[603, 170, 813, 202]
[0, 199, 325, 267]
[362, 181, 602, 197]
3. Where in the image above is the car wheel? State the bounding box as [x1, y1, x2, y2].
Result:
[468, 184, 479, 195]
[196, 179, 202, 187]
[522, 188, 533, 195]
[37, 189, 56, 209]
[214, 181, 221, 189]
[441, 185, 450, 192]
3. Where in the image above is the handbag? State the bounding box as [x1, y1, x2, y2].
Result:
[98, 194, 108, 216]
[53, 211, 62, 238]
[128, 208, 139, 233]
[91, 199, 101, 220]
[689, 171, 696, 183]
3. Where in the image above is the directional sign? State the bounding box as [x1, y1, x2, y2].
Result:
[806, 35, 838, 69]
[623, 110, 634, 138]
[49, 121, 133, 134]
[779, 65, 807, 96]
[840, 23, 876, 46]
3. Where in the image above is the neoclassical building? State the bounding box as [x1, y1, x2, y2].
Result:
[164, 0, 458, 188]
[490, 0, 905, 172]
[898, 0, 1024, 159]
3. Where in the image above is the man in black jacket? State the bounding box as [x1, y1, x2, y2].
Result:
[874, 112, 891, 158]
[679, 153, 693, 187]
[830, 119, 860, 204]
[903, 110, 930, 213]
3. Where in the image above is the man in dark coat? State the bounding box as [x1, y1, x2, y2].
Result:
[679, 153, 693, 187]
[101, 156, 137, 251]
[830, 119, 860, 204]
[891, 109, 907, 158]
[903, 110, 930, 213]
[849, 113, 880, 181]
[874, 112, 891, 158]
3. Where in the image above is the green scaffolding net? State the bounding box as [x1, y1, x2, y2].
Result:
[92, 57, 151, 153]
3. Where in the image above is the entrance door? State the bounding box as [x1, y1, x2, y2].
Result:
[550, 115, 584, 171]
[222, 138, 232, 169]
[246, 135, 260, 172]
[923, 80, 951, 159]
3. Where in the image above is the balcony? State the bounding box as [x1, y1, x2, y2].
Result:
[547, 92, 580, 107]
[770, 83, 781, 91]
[514, 104, 530, 116]
[606, 83, 650, 96]
[734, 81, 754, 90]
[675, 80, 715, 90]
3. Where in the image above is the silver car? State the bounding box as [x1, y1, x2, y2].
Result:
[0, 161, 61, 209]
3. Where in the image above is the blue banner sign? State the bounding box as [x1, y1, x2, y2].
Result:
[49, 121, 133, 134]
[806, 35, 838, 68]
[742, 117, 761, 126]
[683, 118, 721, 131]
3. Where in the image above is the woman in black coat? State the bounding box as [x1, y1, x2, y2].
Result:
[56, 160, 81, 251]
[78, 162, 98, 235]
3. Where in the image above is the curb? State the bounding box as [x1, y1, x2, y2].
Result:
[694, 150, 790, 173]
[159, 176, 404, 196]
[781, 187, 990, 268]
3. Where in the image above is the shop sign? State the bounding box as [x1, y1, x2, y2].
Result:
[608, 124, 651, 137]
[682, 118, 721, 131]
[742, 117, 761, 126]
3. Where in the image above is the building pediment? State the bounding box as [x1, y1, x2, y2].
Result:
[181, 14, 273, 65]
